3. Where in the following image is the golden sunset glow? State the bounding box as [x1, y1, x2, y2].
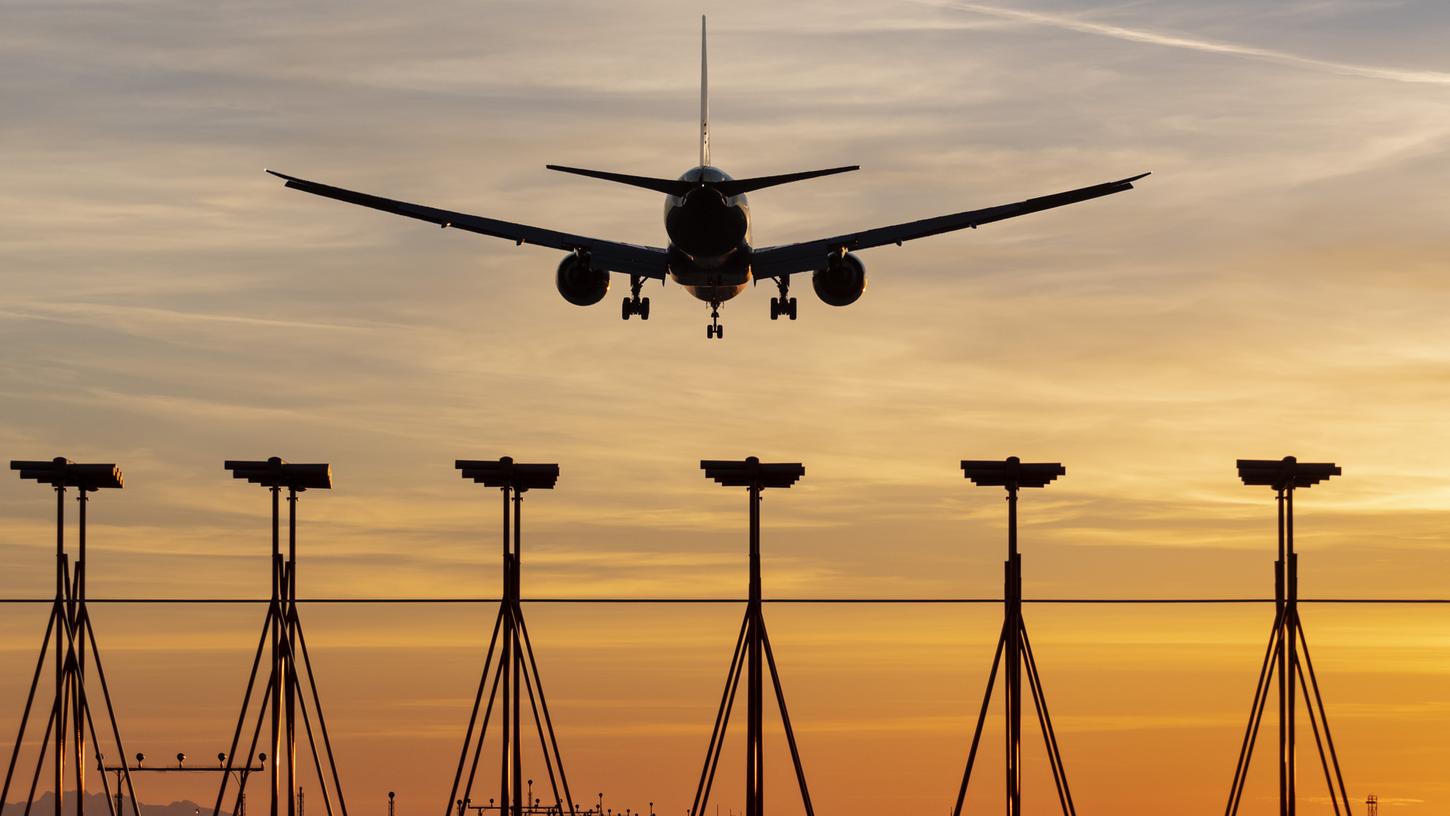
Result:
[3, 2, 1450, 815]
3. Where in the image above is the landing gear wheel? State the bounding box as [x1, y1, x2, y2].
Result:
[773, 280, 796, 322]
[622, 295, 649, 320]
[622, 275, 648, 321]
[707, 301, 723, 339]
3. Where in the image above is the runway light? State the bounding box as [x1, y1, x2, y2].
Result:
[223, 457, 331, 491]
[960, 456, 1064, 490]
[1236, 456, 1340, 490]
[455, 456, 558, 491]
[700, 456, 803, 489]
[10, 457, 124, 490]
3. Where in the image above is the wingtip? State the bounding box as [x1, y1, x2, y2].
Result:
[265, 168, 291, 181]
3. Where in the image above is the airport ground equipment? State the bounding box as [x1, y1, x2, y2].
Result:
[690, 457, 813, 816]
[446, 458, 577, 816]
[213, 458, 347, 816]
[953, 457, 1076, 816]
[1224, 457, 1353, 816]
[2, 459, 139, 816]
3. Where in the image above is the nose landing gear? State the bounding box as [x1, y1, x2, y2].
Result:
[769, 278, 798, 321]
[621, 275, 650, 320]
[707, 302, 724, 339]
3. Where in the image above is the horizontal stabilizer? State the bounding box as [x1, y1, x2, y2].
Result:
[546, 163, 860, 198]
[545, 165, 695, 197]
[714, 165, 859, 197]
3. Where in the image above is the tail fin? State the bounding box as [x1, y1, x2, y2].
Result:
[700, 14, 710, 167]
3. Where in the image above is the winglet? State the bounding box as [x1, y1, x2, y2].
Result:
[700, 15, 710, 168]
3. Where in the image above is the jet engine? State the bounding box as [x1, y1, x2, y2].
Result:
[555, 253, 610, 306]
[811, 252, 867, 306]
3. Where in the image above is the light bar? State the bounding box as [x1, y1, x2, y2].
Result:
[11, 458, 124, 490]
[961, 457, 1064, 489]
[455, 457, 559, 491]
[1237, 456, 1340, 490]
[224, 457, 332, 491]
[701, 457, 804, 489]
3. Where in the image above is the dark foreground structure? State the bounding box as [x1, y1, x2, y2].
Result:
[954, 458, 1074, 816]
[2, 454, 1366, 816]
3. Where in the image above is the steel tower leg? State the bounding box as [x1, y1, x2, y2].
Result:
[2, 474, 139, 816]
[219, 481, 348, 816]
[1223, 476, 1354, 816]
[690, 474, 813, 816]
[448, 470, 578, 816]
[952, 478, 1075, 816]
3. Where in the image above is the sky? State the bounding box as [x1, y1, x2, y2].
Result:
[2, 0, 1450, 813]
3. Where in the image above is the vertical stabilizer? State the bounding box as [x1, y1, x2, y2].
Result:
[700, 15, 710, 167]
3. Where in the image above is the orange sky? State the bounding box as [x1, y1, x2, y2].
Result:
[3, 0, 1450, 813]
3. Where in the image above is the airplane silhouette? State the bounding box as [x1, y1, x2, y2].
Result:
[267, 17, 1148, 339]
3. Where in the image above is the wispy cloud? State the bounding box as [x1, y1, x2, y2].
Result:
[929, 0, 1450, 85]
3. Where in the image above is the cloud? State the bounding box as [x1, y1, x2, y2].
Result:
[928, 0, 1450, 85]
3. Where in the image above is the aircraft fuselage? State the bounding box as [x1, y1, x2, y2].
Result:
[664, 166, 752, 303]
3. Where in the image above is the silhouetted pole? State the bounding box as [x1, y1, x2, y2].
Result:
[691, 457, 813, 816]
[954, 457, 1075, 816]
[216, 458, 347, 816]
[1224, 457, 1353, 816]
[1004, 475, 1020, 813]
[3, 459, 138, 816]
[271, 482, 282, 816]
[746, 474, 762, 816]
[448, 458, 576, 816]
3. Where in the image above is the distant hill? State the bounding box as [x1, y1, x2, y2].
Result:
[3, 793, 231, 816]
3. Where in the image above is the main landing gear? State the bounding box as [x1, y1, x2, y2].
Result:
[769, 278, 798, 321]
[621, 275, 650, 320]
[707, 301, 724, 339]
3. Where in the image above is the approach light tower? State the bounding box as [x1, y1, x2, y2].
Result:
[1224, 457, 1353, 816]
[445, 457, 577, 816]
[2, 459, 141, 816]
[213, 458, 349, 816]
[690, 457, 815, 816]
[953, 457, 1077, 816]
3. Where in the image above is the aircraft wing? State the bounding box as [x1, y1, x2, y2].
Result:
[266, 171, 669, 279]
[750, 173, 1149, 279]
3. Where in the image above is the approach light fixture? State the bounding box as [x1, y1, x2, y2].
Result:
[455, 456, 559, 491]
[11, 457, 124, 490]
[223, 457, 331, 491]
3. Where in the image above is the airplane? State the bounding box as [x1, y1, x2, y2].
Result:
[267, 17, 1148, 340]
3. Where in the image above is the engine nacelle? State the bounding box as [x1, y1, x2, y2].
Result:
[555, 253, 610, 306]
[811, 252, 867, 307]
